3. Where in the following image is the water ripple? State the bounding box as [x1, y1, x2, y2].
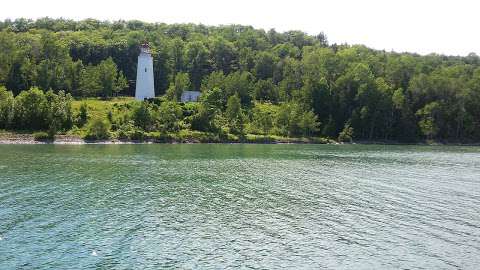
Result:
[0, 144, 479, 269]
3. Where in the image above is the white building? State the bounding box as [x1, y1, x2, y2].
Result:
[181, 91, 201, 102]
[135, 43, 155, 100]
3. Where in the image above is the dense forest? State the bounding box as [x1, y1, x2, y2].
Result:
[1, 18, 480, 142]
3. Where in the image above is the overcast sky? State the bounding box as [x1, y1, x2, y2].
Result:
[1, 0, 479, 56]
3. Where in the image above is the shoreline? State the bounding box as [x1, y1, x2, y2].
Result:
[0, 133, 333, 145]
[1, 133, 480, 146]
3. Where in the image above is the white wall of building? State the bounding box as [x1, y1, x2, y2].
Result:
[135, 50, 155, 100]
[181, 91, 201, 102]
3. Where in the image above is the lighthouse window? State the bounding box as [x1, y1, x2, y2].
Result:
[145, 68, 147, 72]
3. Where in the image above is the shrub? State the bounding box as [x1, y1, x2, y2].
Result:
[84, 118, 110, 140]
[250, 106, 273, 135]
[33, 131, 53, 141]
[226, 133, 240, 142]
[130, 130, 146, 141]
[191, 104, 219, 132]
[151, 132, 175, 143]
[245, 134, 275, 143]
[310, 137, 332, 144]
[76, 103, 88, 127]
[177, 130, 221, 143]
[338, 122, 354, 143]
[158, 101, 183, 132]
[132, 102, 154, 131]
[117, 121, 146, 141]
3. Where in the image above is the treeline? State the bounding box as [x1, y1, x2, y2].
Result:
[1, 18, 480, 142]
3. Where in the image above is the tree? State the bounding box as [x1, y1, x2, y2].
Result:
[169, 38, 185, 78]
[278, 57, 303, 100]
[209, 37, 237, 74]
[251, 106, 273, 135]
[299, 111, 320, 137]
[273, 102, 318, 137]
[275, 103, 292, 136]
[0, 86, 14, 128]
[79, 65, 101, 97]
[77, 102, 88, 127]
[416, 102, 441, 140]
[97, 57, 124, 98]
[254, 79, 279, 103]
[191, 103, 218, 132]
[272, 43, 300, 59]
[3, 18, 480, 142]
[13, 87, 48, 130]
[254, 52, 276, 80]
[68, 60, 85, 96]
[225, 94, 245, 134]
[315, 32, 328, 47]
[77, 58, 126, 98]
[201, 87, 225, 110]
[224, 71, 253, 107]
[115, 71, 128, 96]
[201, 71, 226, 93]
[166, 72, 190, 101]
[185, 41, 209, 90]
[45, 90, 73, 135]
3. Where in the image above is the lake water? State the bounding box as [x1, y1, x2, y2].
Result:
[0, 144, 479, 269]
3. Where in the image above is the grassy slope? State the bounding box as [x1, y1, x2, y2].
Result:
[69, 97, 137, 137]
[71, 97, 136, 119]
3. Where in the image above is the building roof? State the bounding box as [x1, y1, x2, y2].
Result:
[182, 90, 201, 94]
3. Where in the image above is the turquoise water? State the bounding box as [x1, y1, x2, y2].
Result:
[0, 144, 479, 269]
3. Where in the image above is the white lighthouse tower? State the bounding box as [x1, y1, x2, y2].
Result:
[135, 42, 155, 100]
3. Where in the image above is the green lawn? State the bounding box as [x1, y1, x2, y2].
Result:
[72, 97, 137, 119]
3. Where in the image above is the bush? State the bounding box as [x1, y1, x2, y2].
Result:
[226, 133, 240, 142]
[132, 102, 154, 131]
[150, 132, 175, 143]
[84, 118, 110, 140]
[338, 122, 354, 143]
[177, 130, 221, 143]
[310, 137, 332, 144]
[191, 104, 219, 132]
[245, 134, 275, 143]
[158, 101, 183, 132]
[33, 131, 53, 141]
[274, 102, 319, 137]
[117, 128, 146, 141]
[117, 120, 145, 140]
[130, 130, 146, 141]
[10, 87, 73, 132]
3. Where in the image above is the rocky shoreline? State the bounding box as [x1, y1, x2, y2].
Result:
[0, 134, 84, 144]
[0, 132, 330, 145]
[1, 132, 479, 146]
